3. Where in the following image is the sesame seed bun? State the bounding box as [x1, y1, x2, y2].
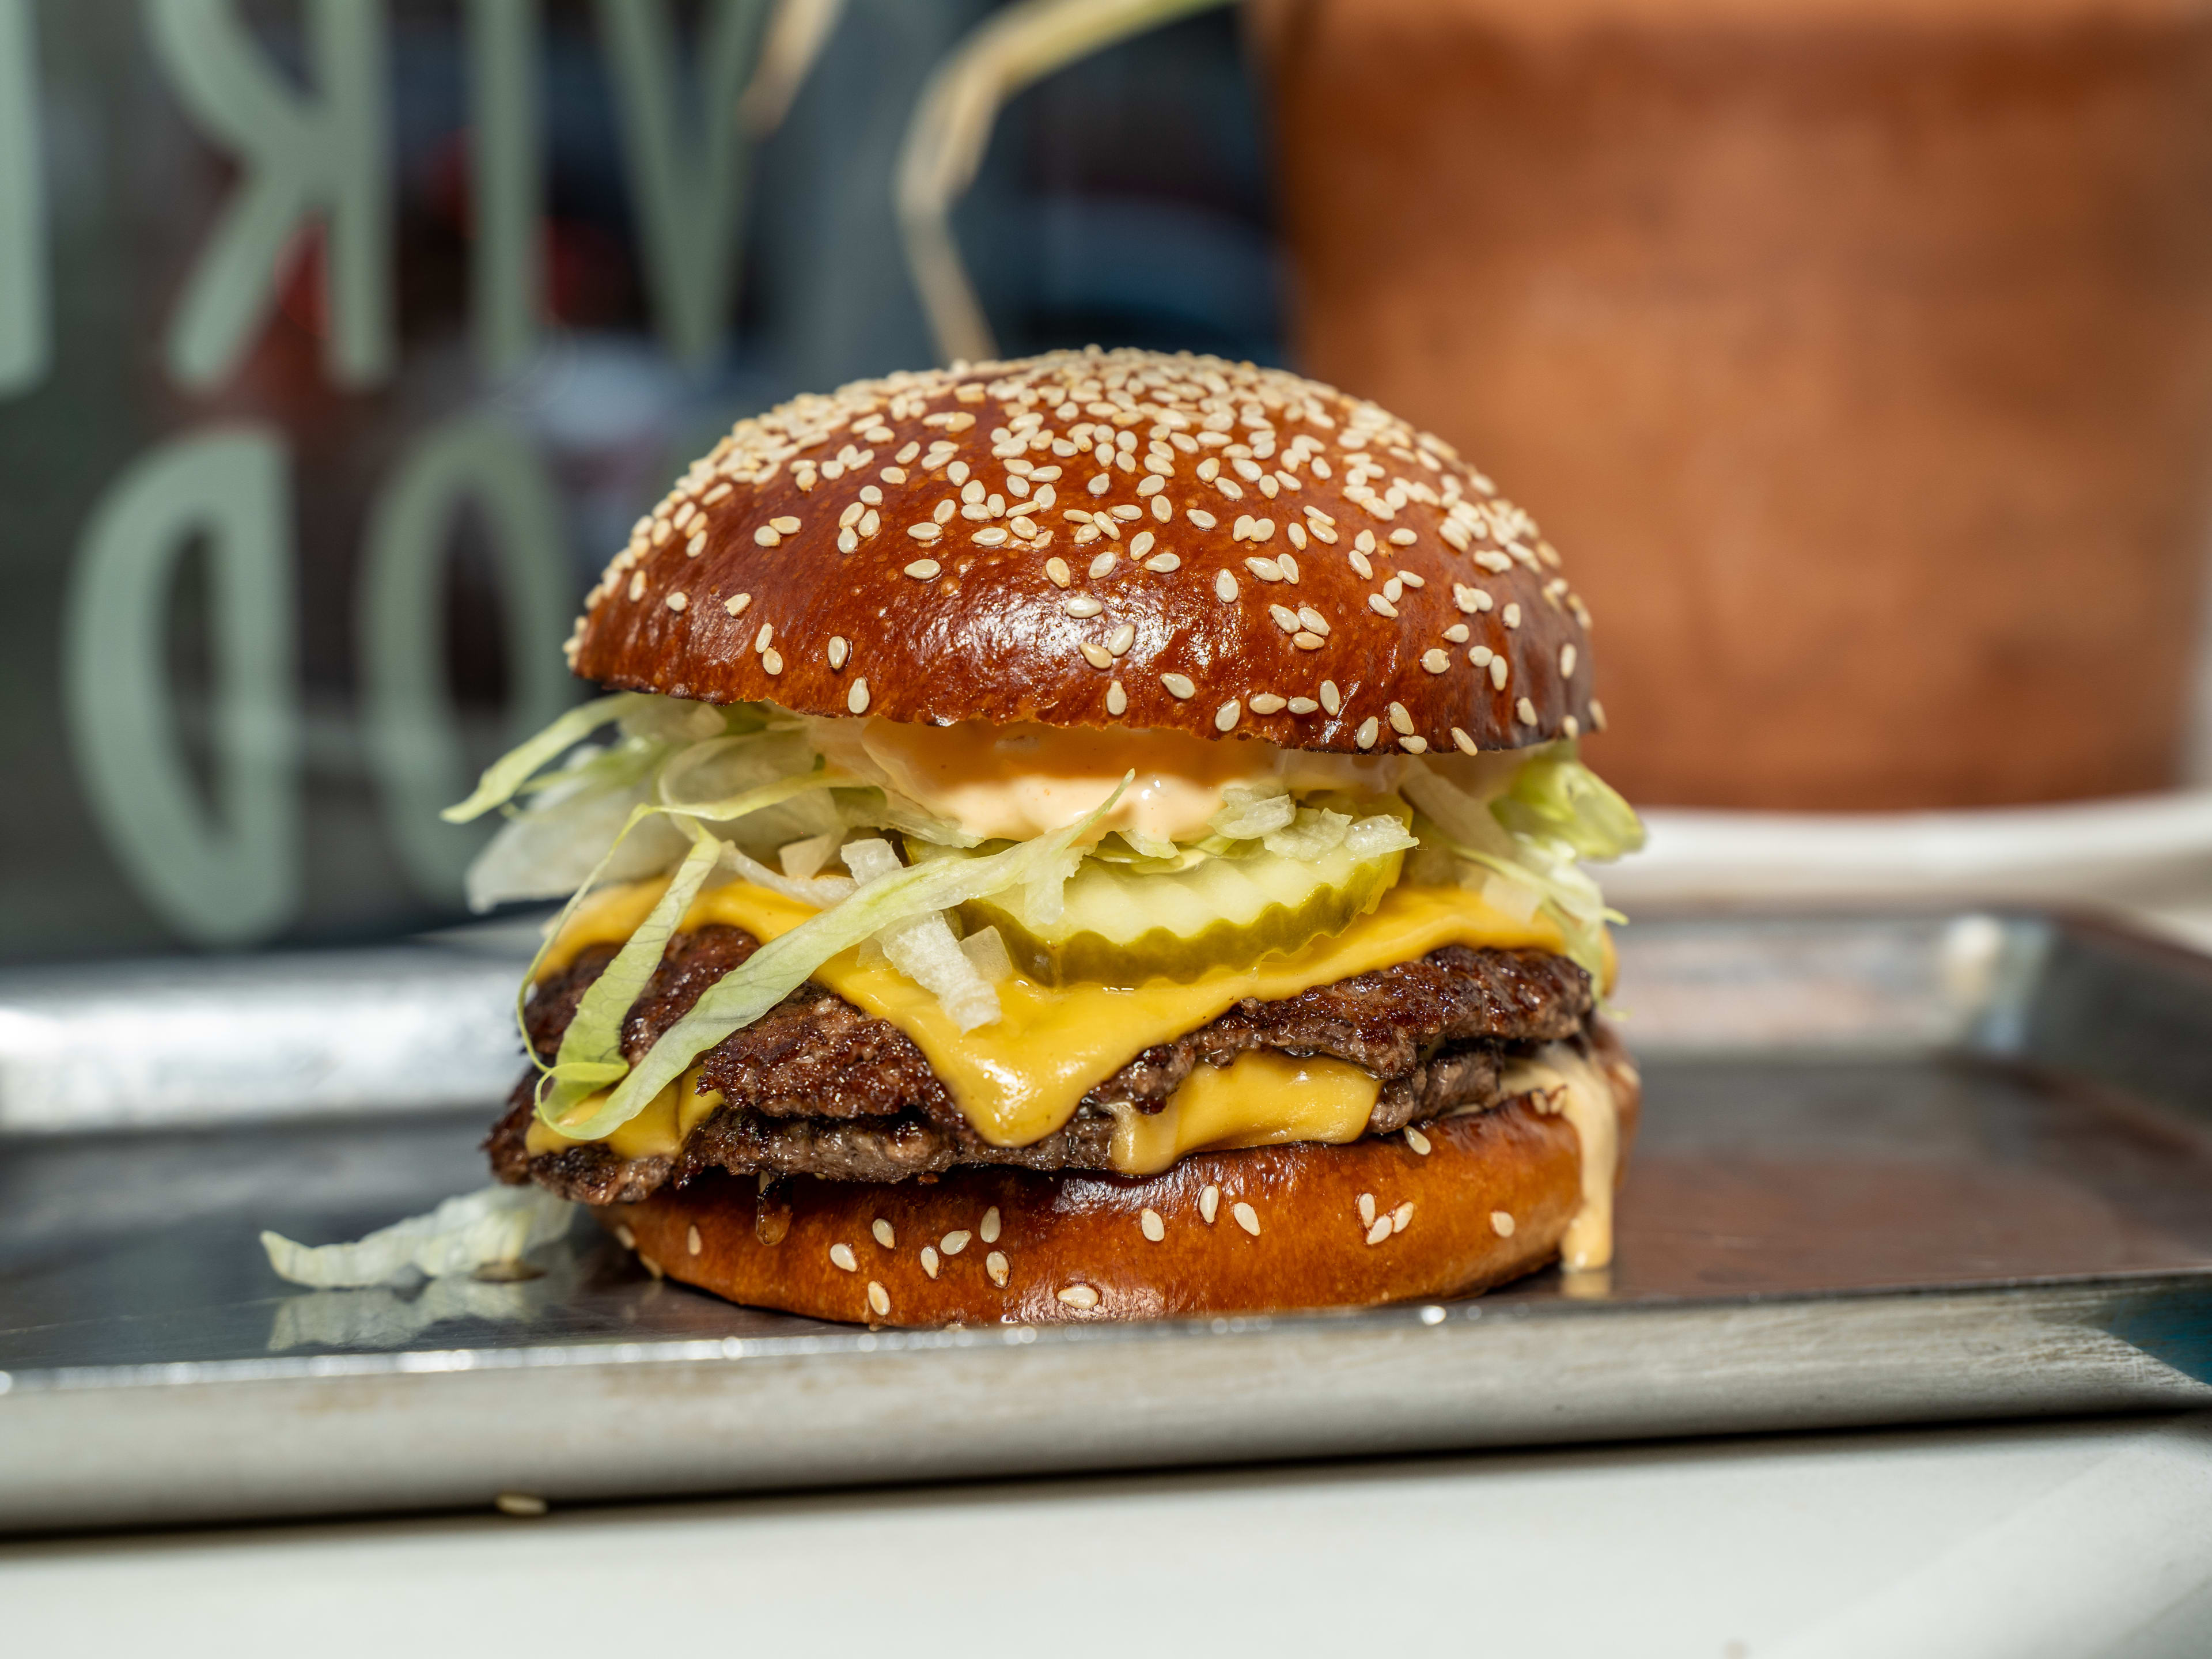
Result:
[572, 348, 1601, 755]
[599, 1031, 1640, 1327]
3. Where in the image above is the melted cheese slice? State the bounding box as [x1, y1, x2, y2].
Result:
[533, 876, 1604, 1171]
[1108, 1052, 1380, 1176]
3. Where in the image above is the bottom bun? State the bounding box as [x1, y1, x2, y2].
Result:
[597, 1031, 1641, 1327]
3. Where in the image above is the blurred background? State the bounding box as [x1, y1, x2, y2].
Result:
[9, 0, 2212, 965]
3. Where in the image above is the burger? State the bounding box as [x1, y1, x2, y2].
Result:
[446, 347, 1644, 1325]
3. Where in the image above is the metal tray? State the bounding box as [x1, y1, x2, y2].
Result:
[3, 911, 2211, 1533]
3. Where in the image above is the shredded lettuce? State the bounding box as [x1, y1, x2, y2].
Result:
[1492, 752, 1646, 861]
[551, 779, 1128, 1142]
[540, 818, 730, 1121]
[1263, 805, 1350, 861]
[842, 838, 1000, 1032]
[261, 1185, 573, 1289]
[443, 694, 641, 824]
[1209, 781, 1297, 841]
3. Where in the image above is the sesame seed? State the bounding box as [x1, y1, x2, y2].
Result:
[723, 592, 751, 616]
[1200, 1184, 1221, 1224]
[1384, 577, 1404, 603]
[1399, 735, 1427, 753]
[872, 1218, 895, 1248]
[1270, 603, 1300, 632]
[1214, 570, 1239, 603]
[1250, 692, 1286, 714]
[1088, 474, 1110, 495]
[1046, 556, 1071, 587]
[1214, 699, 1241, 732]
[770, 516, 800, 534]
[1287, 696, 1319, 714]
[1451, 727, 1476, 755]
[1162, 672, 1196, 699]
[1565, 715, 1581, 738]
[1107, 623, 1135, 655]
[1141, 1207, 1165, 1242]
[1297, 606, 1329, 634]
[1089, 551, 1118, 579]
[1389, 528, 1417, 546]
[1590, 699, 1608, 731]
[941, 1230, 970, 1256]
[1355, 716, 1380, 748]
[1106, 680, 1127, 715]
[1278, 552, 1300, 583]
[685, 531, 706, 557]
[1056, 1283, 1101, 1309]
[904, 558, 941, 579]
[1560, 643, 1578, 678]
[1366, 1216, 1392, 1247]
[1287, 522, 1308, 549]
[986, 1250, 1009, 1286]
[687, 1224, 702, 1255]
[828, 636, 849, 668]
[1491, 657, 1510, 691]
[1188, 509, 1218, 529]
[1369, 594, 1398, 618]
[1406, 1127, 1432, 1156]
[847, 677, 870, 714]
[921, 1245, 941, 1278]
[980, 1206, 1001, 1243]
[1388, 700, 1414, 736]
[1293, 631, 1323, 650]
[974, 525, 1008, 546]
[754, 526, 782, 547]
[860, 510, 880, 536]
[1320, 680, 1342, 715]
[1517, 696, 1537, 725]
[1245, 556, 1284, 582]
[627, 572, 646, 601]
[1503, 603, 1522, 628]
[1145, 552, 1180, 572]
[666, 591, 688, 612]
[908, 522, 941, 543]
[615, 1224, 637, 1249]
[1080, 642, 1113, 669]
[860, 484, 884, 505]
[1232, 1202, 1261, 1236]
[1392, 1202, 1415, 1233]
[1152, 497, 1172, 522]
[761, 649, 783, 676]
[1349, 550, 1374, 579]
[1357, 1192, 1376, 1226]
[867, 1281, 890, 1317]
[838, 528, 858, 553]
[1065, 595, 1103, 618]
[1130, 530, 1155, 557]
[830, 1243, 857, 1272]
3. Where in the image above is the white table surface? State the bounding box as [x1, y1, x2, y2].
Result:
[6, 1410, 2209, 1657]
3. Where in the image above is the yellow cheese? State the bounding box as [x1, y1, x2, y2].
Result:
[1108, 1052, 1380, 1175]
[533, 875, 1599, 1157]
[523, 1067, 724, 1160]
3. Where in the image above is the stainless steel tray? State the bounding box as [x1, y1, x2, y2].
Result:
[3, 911, 2210, 1533]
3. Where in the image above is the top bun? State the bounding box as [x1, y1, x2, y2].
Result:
[571, 348, 1603, 755]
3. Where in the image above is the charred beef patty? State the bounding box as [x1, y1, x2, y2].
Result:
[490, 924, 1595, 1203]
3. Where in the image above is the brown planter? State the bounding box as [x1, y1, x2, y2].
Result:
[1265, 0, 2212, 808]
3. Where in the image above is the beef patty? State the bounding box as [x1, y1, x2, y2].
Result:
[489, 923, 1595, 1203]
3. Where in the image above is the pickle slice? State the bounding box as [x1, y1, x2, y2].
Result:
[915, 801, 1410, 986]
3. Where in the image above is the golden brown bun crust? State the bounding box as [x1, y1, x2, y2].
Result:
[571, 349, 1601, 756]
[602, 1036, 1640, 1326]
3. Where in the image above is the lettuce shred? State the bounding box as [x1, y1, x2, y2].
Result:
[261, 1185, 574, 1289]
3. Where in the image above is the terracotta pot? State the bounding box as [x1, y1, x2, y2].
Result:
[1264, 0, 2212, 808]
